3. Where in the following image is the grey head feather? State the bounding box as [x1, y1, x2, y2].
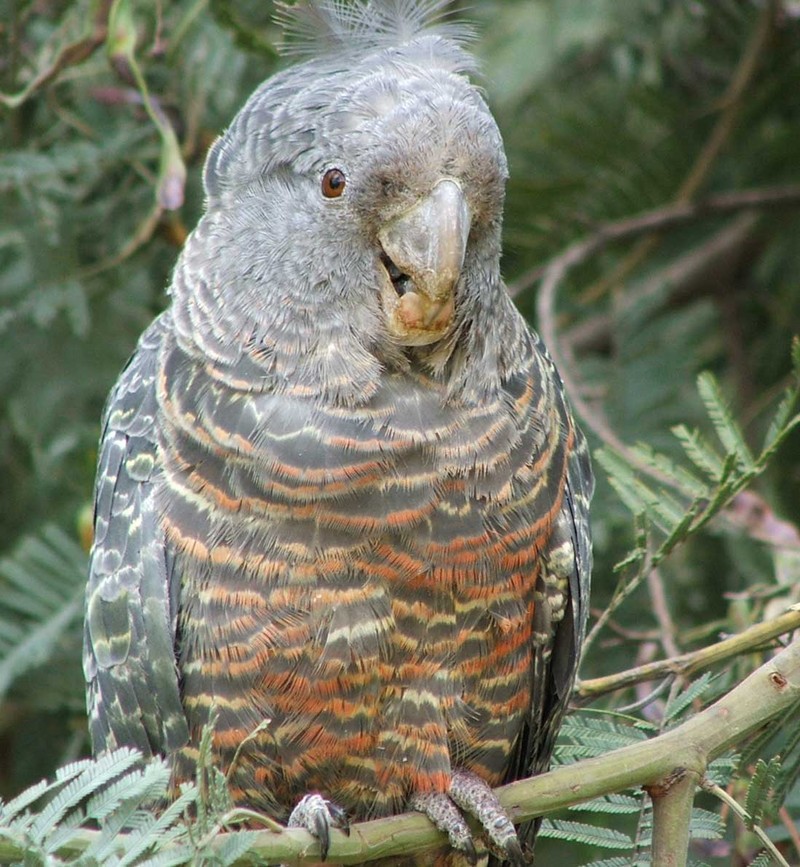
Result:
[203, 2, 482, 205]
[191, 0, 513, 400]
[275, 0, 474, 60]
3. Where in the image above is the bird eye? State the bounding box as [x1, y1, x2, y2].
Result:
[321, 168, 346, 198]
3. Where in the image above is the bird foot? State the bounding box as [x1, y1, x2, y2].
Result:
[410, 770, 526, 866]
[287, 793, 350, 861]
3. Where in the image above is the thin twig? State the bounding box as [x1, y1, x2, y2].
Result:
[648, 567, 680, 660]
[561, 213, 759, 356]
[108, 0, 186, 209]
[577, 606, 800, 701]
[0, 0, 115, 109]
[533, 186, 800, 515]
[615, 676, 673, 715]
[81, 204, 164, 283]
[701, 780, 791, 867]
[582, 547, 654, 659]
[778, 805, 800, 857]
[514, 183, 800, 298]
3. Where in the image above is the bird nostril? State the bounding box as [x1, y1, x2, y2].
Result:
[380, 251, 413, 297]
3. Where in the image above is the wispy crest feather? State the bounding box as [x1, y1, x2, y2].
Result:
[275, 0, 474, 59]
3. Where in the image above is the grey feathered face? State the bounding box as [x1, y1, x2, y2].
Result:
[317, 58, 509, 346]
[200, 31, 508, 352]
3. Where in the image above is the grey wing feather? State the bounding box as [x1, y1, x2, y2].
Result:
[506, 422, 593, 858]
[83, 314, 188, 757]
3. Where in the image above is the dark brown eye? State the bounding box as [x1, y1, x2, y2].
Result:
[321, 168, 346, 198]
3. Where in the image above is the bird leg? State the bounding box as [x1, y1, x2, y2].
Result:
[409, 790, 479, 864]
[287, 793, 350, 861]
[410, 770, 526, 866]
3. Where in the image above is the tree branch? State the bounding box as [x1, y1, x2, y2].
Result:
[701, 780, 791, 867]
[578, 0, 777, 303]
[512, 183, 800, 299]
[533, 189, 800, 461]
[647, 768, 698, 867]
[577, 606, 800, 701]
[1, 637, 796, 865]
[561, 213, 760, 356]
[0, 0, 114, 109]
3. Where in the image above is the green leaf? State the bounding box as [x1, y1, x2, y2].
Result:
[568, 793, 643, 814]
[581, 859, 641, 867]
[556, 713, 651, 762]
[671, 424, 726, 481]
[665, 673, 719, 722]
[596, 448, 684, 532]
[629, 442, 710, 499]
[0, 779, 50, 824]
[539, 818, 633, 848]
[705, 754, 740, 787]
[696, 372, 756, 471]
[0, 525, 87, 699]
[688, 807, 724, 839]
[745, 757, 781, 829]
[31, 749, 142, 842]
[763, 343, 800, 452]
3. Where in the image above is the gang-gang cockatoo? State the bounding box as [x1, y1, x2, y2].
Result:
[84, 2, 593, 863]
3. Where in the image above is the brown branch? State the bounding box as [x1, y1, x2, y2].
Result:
[561, 213, 760, 356]
[577, 606, 800, 702]
[81, 204, 164, 283]
[778, 805, 800, 857]
[512, 183, 800, 299]
[648, 566, 680, 660]
[533, 186, 800, 538]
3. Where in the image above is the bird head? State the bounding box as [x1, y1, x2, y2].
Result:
[310, 44, 509, 348]
[185, 1, 510, 382]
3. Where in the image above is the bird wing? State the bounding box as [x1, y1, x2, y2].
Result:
[531, 426, 594, 774]
[83, 313, 188, 757]
[500, 340, 594, 855]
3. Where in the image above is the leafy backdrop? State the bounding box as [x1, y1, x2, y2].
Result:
[1, 1, 799, 863]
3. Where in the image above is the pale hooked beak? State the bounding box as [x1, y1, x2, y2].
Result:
[377, 179, 471, 345]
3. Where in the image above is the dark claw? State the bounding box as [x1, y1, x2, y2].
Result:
[463, 837, 478, 866]
[287, 793, 349, 861]
[312, 809, 330, 860]
[504, 836, 527, 867]
[449, 769, 525, 865]
[326, 800, 351, 836]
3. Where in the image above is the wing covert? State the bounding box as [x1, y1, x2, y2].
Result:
[495, 331, 594, 850]
[83, 314, 188, 757]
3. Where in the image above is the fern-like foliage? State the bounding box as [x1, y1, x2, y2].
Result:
[0, 524, 87, 701]
[1, 0, 799, 862]
[594, 341, 800, 622]
[539, 819, 633, 850]
[547, 689, 740, 865]
[0, 748, 184, 864]
[0, 729, 267, 866]
[744, 758, 781, 830]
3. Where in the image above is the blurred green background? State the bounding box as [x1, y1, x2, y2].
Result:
[1, 1, 799, 862]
